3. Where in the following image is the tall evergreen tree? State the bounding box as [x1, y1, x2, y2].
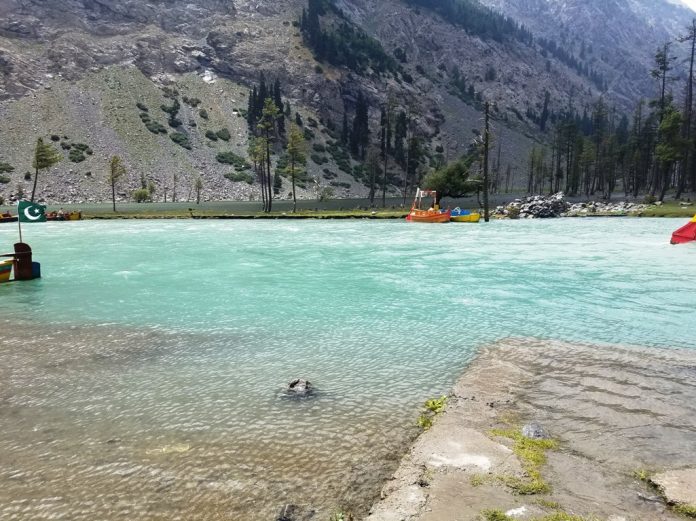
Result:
[108, 156, 126, 212]
[286, 123, 307, 213]
[350, 92, 370, 159]
[258, 98, 279, 212]
[31, 137, 61, 202]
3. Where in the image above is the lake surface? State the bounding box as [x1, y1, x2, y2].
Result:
[0, 218, 694, 520]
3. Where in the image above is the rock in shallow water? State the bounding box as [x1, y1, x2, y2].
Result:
[522, 422, 550, 440]
[275, 503, 316, 521]
[650, 468, 696, 508]
[286, 379, 313, 397]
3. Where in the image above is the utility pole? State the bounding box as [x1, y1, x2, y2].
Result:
[483, 101, 491, 222]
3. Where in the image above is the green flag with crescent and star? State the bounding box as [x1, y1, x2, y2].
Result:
[18, 201, 47, 223]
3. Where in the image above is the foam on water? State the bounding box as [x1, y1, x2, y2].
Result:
[0, 218, 694, 519]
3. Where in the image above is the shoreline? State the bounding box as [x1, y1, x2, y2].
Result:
[364, 338, 696, 521]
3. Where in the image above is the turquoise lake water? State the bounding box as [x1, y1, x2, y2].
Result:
[0, 218, 694, 520]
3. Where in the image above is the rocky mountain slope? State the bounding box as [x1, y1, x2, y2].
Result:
[0, 0, 692, 205]
[479, 0, 694, 108]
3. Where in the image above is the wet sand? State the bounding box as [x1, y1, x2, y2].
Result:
[366, 338, 696, 521]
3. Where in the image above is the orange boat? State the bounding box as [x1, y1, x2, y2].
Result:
[406, 189, 451, 223]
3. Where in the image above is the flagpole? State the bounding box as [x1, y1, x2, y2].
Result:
[17, 201, 22, 243]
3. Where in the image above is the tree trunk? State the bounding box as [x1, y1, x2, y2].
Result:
[30, 166, 39, 202]
[291, 157, 297, 213]
[483, 102, 491, 222]
[112, 179, 117, 212]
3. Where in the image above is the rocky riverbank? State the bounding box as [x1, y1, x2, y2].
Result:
[365, 338, 696, 521]
[494, 193, 652, 219]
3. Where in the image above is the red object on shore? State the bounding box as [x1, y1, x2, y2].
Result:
[671, 215, 696, 245]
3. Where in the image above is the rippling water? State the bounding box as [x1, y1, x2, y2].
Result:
[0, 218, 694, 520]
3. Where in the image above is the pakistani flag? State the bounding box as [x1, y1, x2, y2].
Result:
[18, 201, 47, 223]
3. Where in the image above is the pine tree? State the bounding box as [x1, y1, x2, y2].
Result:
[286, 123, 307, 213]
[31, 137, 62, 202]
[194, 175, 203, 204]
[108, 155, 126, 212]
[350, 92, 369, 159]
[247, 86, 258, 128]
[258, 98, 279, 212]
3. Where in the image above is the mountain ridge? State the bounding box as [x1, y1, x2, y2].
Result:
[0, 0, 692, 205]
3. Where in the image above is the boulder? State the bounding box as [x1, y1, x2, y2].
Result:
[286, 379, 313, 397]
[521, 422, 550, 440]
[650, 468, 696, 508]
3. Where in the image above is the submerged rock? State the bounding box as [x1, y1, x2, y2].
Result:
[286, 379, 313, 397]
[650, 468, 696, 508]
[522, 422, 550, 440]
[275, 503, 316, 521]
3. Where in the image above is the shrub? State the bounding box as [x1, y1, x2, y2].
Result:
[136, 102, 149, 112]
[170, 132, 192, 150]
[303, 128, 315, 141]
[183, 96, 201, 107]
[74, 143, 90, 151]
[145, 121, 167, 134]
[133, 188, 151, 203]
[24, 172, 31, 180]
[216, 128, 231, 141]
[312, 143, 326, 153]
[314, 64, 323, 74]
[0, 175, 9, 184]
[216, 151, 251, 169]
[330, 181, 351, 189]
[319, 186, 335, 201]
[224, 171, 255, 184]
[310, 154, 328, 165]
[199, 109, 209, 120]
[307, 117, 318, 128]
[61, 142, 72, 150]
[168, 117, 183, 128]
[139, 113, 151, 122]
[205, 130, 219, 141]
[50, 134, 60, 141]
[69, 149, 86, 163]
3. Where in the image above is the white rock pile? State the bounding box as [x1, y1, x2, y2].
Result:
[495, 193, 648, 219]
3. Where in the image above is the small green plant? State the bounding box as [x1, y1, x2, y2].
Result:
[136, 102, 149, 112]
[633, 468, 650, 481]
[199, 108, 209, 119]
[417, 395, 448, 430]
[205, 130, 219, 141]
[482, 510, 513, 521]
[23, 171, 31, 180]
[489, 427, 558, 495]
[425, 396, 447, 413]
[470, 474, 486, 487]
[417, 414, 433, 430]
[328, 510, 354, 521]
[535, 499, 562, 510]
[674, 504, 696, 518]
[0, 175, 9, 184]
